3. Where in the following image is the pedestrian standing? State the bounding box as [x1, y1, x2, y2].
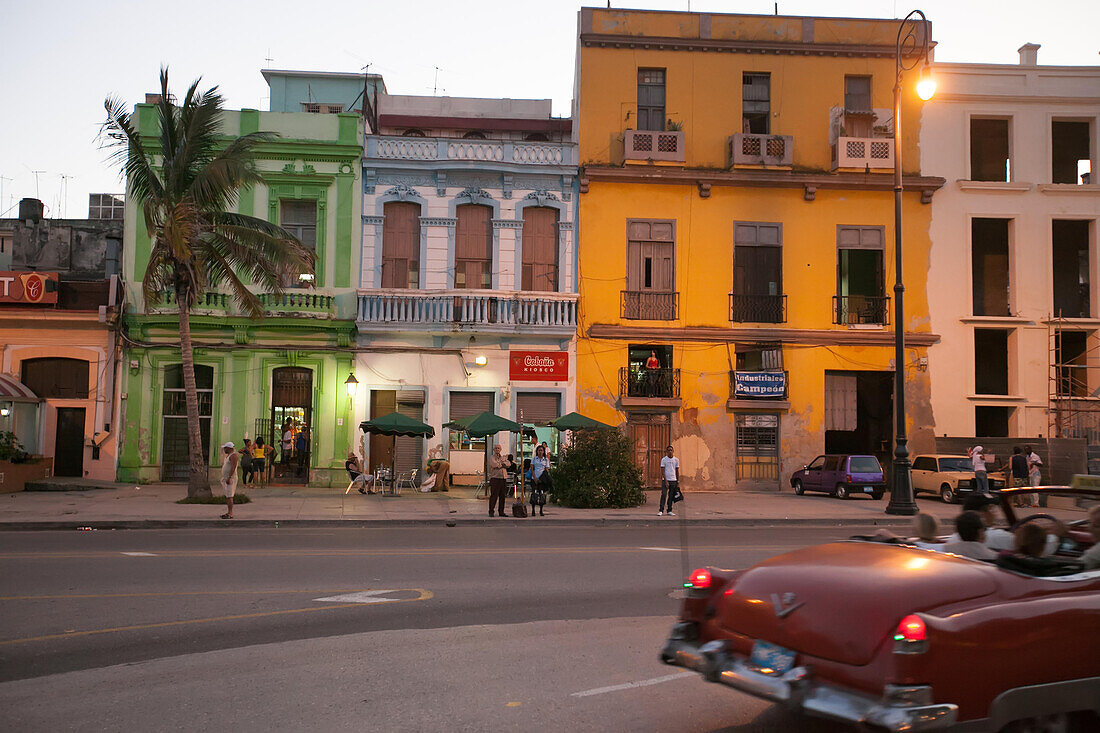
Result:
[1024, 445, 1042, 508]
[530, 444, 553, 517]
[252, 437, 267, 488]
[487, 444, 508, 518]
[659, 445, 680, 516]
[968, 445, 989, 496]
[239, 438, 254, 485]
[296, 427, 309, 477]
[1004, 446, 1031, 508]
[645, 350, 661, 397]
[281, 420, 294, 465]
[219, 442, 239, 519]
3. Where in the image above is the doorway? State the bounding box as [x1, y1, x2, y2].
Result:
[824, 371, 894, 472]
[161, 364, 213, 482]
[53, 407, 85, 477]
[270, 367, 312, 484]
[627, 412, 671, 488]
[368, 390, 425, 481]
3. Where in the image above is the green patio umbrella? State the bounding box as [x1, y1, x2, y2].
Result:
[547, 411, 618, 431]
[359, 412, 435, 438]
[443, 411, 523, 439]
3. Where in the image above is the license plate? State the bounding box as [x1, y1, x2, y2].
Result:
[749, 640, 796, 675]
[863, 486, 874, 493]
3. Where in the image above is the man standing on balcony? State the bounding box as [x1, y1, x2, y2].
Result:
[645, 350, 661, 397]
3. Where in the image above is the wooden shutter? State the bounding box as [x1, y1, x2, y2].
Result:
[825, 373, 857, 431]
[521, 207, 559, 292]
[733, 222, 782, 297]
[837, 226, 884, 250]
[455, 205, 492, 289]
[626, 220, 675, 292]
[448, 391, 493, 421]
[382, 202, 420, 289]
[515, 393, 561, 424]
[394, 397, 425, 478]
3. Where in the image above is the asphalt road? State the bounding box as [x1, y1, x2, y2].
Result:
[0, 523, 868, 732]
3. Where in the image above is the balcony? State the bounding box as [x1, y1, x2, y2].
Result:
[155, 290, 232, 316]
[356, 289, 577, 336]
[257, 292, 335, 318]
[621, 291, 678, 321]
[619, 366, 681, 408]
[834, 295, 890, 326]
[366, 136, 575, 167]
[832, 137, 894, 170]
[730, 294, 787, 324]
[729, 133, 793, 168]
[624, 129, 685, 163]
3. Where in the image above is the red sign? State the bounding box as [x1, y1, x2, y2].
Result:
[509, 351, 569, 381]
[0, 272, 59, 304]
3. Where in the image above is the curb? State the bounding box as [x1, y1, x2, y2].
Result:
[0, 517, 916, 531]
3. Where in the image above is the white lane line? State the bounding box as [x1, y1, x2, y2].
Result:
[571, 671, 695, 698]
[313, 590, 401, 604]
[120, 552, 158, 556]
[639, 546, 679, 552]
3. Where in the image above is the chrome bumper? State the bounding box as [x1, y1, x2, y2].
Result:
[661, 627, 957, 732]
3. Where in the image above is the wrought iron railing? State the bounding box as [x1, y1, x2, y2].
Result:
[834, 294, 890, 325]
[730, 293, 787, 323]
[619, 367, 680, 399]
[621, 290, 678, 321]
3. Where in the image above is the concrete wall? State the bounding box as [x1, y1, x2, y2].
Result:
[1, 215, 121, 280]
[263, 70, 383, 114]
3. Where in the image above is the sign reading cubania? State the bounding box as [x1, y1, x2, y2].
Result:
[733, 371, 787, 398]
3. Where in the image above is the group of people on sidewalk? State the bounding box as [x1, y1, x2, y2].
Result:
[486, 443, 553, 517]
[967, 444, 1043, 507]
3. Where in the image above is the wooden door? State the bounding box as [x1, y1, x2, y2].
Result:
[53, 407, 85, 477]
[455, 204, 492, 289]
[734, 246, 781, 296]
[382, 202, 420, 289]
[521, 207, 559, 291]
[628, 415, 671, 488]
[369, 390, 397, 475]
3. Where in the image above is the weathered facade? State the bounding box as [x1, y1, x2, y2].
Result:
[573, 8, 944, 490]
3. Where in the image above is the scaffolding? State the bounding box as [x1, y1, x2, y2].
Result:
[1048, 315, 1100, 443]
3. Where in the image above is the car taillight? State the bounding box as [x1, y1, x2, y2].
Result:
[893, 614, 928, 654]
[686, 568, 711, 589]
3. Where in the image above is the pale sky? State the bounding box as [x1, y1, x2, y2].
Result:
[1, 0, 1097, 219]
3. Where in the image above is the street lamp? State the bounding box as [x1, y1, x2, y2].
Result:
[344, 372, 359, 400]
[886, 9, 934, 516]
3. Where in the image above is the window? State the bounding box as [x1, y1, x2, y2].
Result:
[624, 345, 674, 398]
[624, 219, 676, 320]
[972, 218, 1010, 316]
[735, 343, 782, 372]
[381, 202, 420, 289]
[836, 226, 886, 324]
[454, 204, 492, 289]
[279, 200, 317, 287]
[402, 129, 426, 137]
[1052, 120, 1092, 184]
[807, 456, 825, 470]
[637, 68, 666, 132]
[524, 133, 549, 142]
[732, 222, 783, 323]
[462, 131, 487, 140]
[742, 73, 770, 134]
[974, 329, 1009, 395]
[735, 413, 779, 481]
[302, 103, 344, 114]
[0, 233, 11, 256]
[1053, 220, 1091, 318]
[844, 76, 872, 112]
[88, 193, 125, 220]
[1055, 330, 1089, 398]
[975, 406, 1012, 437]
[970, 118, 1010, 182]
[823, 456, 841, 471]
[21, 358, 90, 399]
[521, 207, 559, 292]
[912, 456, 937, 472]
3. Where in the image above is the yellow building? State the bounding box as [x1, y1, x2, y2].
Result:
[574, 8, 944, 491]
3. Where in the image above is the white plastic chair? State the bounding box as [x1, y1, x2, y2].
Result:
[474, 471, 488, 499]
[395, 469, 419, 495]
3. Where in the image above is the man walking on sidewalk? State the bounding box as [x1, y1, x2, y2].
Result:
[219, 442, 239, 520]
[659, 445, 680, 516]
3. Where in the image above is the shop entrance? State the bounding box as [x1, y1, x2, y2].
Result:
[368, 389, 425, 482]
[53, 407, 85, 477]
[161, 365, 213, 482]
[824, 370, 894, 473]
[627, 412, 671, 488]
[270, 367, 312, 484]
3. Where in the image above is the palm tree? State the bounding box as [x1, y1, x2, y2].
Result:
[102, 68, 315, 498]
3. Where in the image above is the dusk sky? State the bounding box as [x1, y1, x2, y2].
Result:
[1, 0, 1097, 219]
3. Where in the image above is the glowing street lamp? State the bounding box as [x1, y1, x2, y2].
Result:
[344, 372, 359, 399]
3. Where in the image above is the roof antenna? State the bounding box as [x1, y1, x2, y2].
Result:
[433, 66, 441, 96]
[264, 49, 273, 68]
[775, 2, 779, 15]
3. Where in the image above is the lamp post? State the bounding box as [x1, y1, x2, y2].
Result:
[885, 10, 935, 516]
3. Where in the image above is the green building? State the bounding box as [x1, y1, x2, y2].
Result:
[117, 81, 364, 487]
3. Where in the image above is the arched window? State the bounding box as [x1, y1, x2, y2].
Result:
[454, 204, 492, 289]
[524, 133, 549, 142]
[462, 131, 487, 140]
[21, 357, 90, 399]
[402, 129, 426, 137]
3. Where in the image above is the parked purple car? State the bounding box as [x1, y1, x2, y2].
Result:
[789, 454, 886, 500]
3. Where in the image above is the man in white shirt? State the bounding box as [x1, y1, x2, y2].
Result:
[947, 496, 1060, 555]
[659, 445, 680, 517]
[943, 511, 997, 561]
[968, 445, 989, 496]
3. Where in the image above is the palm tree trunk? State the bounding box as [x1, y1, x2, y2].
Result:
[177, 287, 212, 498]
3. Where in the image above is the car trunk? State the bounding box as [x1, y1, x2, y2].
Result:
[716, 542, 998, 666]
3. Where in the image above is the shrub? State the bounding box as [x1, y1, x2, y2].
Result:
[0, 431, 30, 463]
[551, 429, 645, 508]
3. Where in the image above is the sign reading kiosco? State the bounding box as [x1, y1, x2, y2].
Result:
[509, 351, 569, 381]
[732, 371, 787, 398]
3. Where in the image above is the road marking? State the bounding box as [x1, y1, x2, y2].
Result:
[1, 588, 388, 601]
[640, 546, 679, 552]
[313, 590, 406, 604]
[0, 589, 433, 646]
[571, 672, 695, 698]
[120, 552, 157, 556]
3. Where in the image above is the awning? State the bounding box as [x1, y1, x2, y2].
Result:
[0, 374, 41, 403]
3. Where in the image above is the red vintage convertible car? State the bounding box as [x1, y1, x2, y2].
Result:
[661, 487, 1099, 732]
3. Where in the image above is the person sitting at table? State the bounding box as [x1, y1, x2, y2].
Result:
[346, 452, 374, 494]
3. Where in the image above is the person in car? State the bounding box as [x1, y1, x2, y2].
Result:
[1013, 523, 1048, 558]
[950, 495, 1062, 556]
[911, 513, 943, 551]
[943, 511, 998, 561]
[1083, 505, 1100, 570]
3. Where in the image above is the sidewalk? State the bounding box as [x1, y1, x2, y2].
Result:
[3, 480, 1080, 530]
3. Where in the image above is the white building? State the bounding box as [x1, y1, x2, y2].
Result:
[922, 45, 1100, 443]
[355, 94, 578, 482]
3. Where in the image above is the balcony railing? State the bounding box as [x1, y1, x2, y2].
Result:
[834, 295, 890, 325]
[366, 136, 575, 166]
[258, 292, 335, 318]
[729, 133, 793, 167]
[832, 137, 894, 170]
[621, 291, 678, 321]
[624, 129, 685, 163]
[155, 290, 232, 314]
[356, 289, 577, 335]
[730, 293, 787, 323]
[619, 367, 680, 400]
